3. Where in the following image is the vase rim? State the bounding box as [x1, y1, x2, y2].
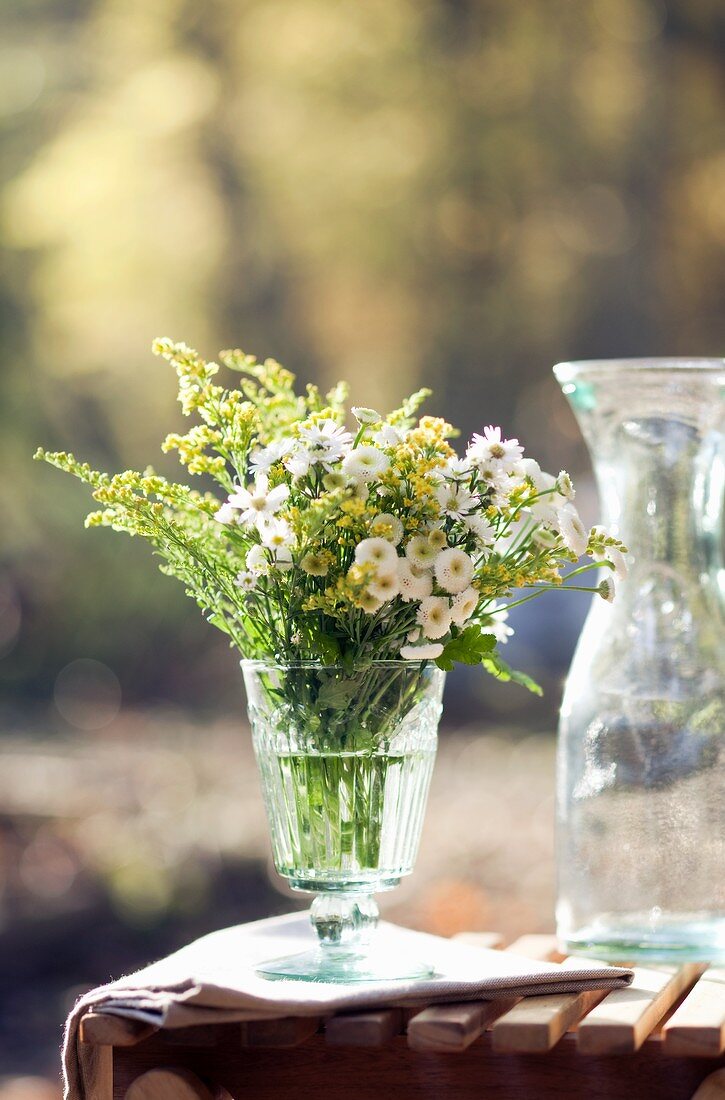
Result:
[554, 357, 725, 381]
[240, 658, 439, 671]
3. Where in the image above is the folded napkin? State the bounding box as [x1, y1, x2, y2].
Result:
[63, 911, 633, 1099]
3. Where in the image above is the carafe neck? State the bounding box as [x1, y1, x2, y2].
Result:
[555, 361, 725, 584]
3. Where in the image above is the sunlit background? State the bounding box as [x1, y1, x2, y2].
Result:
[2, 0, 724, 1090]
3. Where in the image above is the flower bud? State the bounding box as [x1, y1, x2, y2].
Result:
[351, 406, 381, 425]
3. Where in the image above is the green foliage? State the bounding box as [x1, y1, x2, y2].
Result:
[482, 652, 543, 696]
[435, 626, 496, 671]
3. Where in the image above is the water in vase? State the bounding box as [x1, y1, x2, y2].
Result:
[254, 746, 437, 892]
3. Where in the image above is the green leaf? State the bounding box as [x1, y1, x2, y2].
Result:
[313, 633, 341, 663]
[481, 652, 543, 695]
[435, 626, 497, 672]
[316, 676, 359, 710]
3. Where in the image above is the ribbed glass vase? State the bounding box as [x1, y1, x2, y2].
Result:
[241, 659, 445, 982]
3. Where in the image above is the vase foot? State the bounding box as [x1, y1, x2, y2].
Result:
[257, 894, 436, 982]
[256, 946, 435, 983]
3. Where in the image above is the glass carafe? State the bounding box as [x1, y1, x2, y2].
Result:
[554, 359, 725, 962]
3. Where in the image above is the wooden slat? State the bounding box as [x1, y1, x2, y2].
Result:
[451, 932, 506, 950]
[505, 934, 560, 961]
[663, 967, 725, 1058]
[239, 1016, 321, 1048]
[577, 962, 705, 1054]
[404, 929, 507, 1051]
[326, 1008, 404, 1047]
[407, 1000, 515, 1052]
[491, 954, 610, 1053]
[406, 929, 561, 1052]
[492, 987, 605, 1053]
[79, 1011, 158, 1047]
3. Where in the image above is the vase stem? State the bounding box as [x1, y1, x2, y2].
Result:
[310, 894, 379, 948]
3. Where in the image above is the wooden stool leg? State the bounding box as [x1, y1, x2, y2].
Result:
[692, 1069, 725, 1100]
[125, 1067, 217, 1100]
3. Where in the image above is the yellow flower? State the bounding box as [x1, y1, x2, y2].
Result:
[340, 497, 367, 517]
[301, 552, 331, 577]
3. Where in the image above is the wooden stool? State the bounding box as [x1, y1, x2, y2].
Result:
[79, 932, 725, 1100]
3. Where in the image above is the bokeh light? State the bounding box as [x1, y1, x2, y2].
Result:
[53, 658, 121, 730]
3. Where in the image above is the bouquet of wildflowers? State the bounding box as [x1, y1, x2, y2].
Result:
[36, 340, 628, 873]
[36, 339, 626, 733]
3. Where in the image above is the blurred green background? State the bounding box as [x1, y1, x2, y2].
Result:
[1, 0, 724, 1090]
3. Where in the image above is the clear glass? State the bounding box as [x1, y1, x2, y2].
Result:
[554, 359, 725, 961]
[241, 659, 445, 981]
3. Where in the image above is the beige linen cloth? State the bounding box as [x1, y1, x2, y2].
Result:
[63, 911, 633, 1099]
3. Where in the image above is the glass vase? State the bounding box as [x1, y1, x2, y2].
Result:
[241, 659, 445, 981]
[554, 359, 725, 962]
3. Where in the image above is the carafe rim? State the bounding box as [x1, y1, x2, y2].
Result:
[554, 358, 725, 382]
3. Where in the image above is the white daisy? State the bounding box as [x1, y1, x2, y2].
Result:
[405, 535, 439, 570]
[354, 537, 398, 569]
[341, 446, 390, 482]
[442, 456, 472, 481]
[373, 423, 403, 448]
[400, 642, 444, 660]
[556, 470, 575, 502]
[467, 426, 524, 474]
[450, 586, 479, 625]
[248, 439, 291, 478]
[246, 544, 269, 575]
[476, 463, 512, 492]
[214, 501, 237, 525]
[234, 570, 257, 592]
[434, 547, 475, 594]
[506, 460, 529, 490]
[520, 457, 551, 494]
[435, 481, 478, 521]
[297, 419, 353, 470]
[416, 595, 452, 640]
[367, 569, 400, 602]
[427, 527, 448, 551]
[530, 498, 559, 528]
[259, 516, 295, 551]
[370, 513, 404, 545]
[227, 475, 289, 526]
[271, 545, 293, 571]
[558, 505, 589, 558]
[462, 513, 496, 546]
[284, 445, 313, 479]
[398, 559, 433, 602]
